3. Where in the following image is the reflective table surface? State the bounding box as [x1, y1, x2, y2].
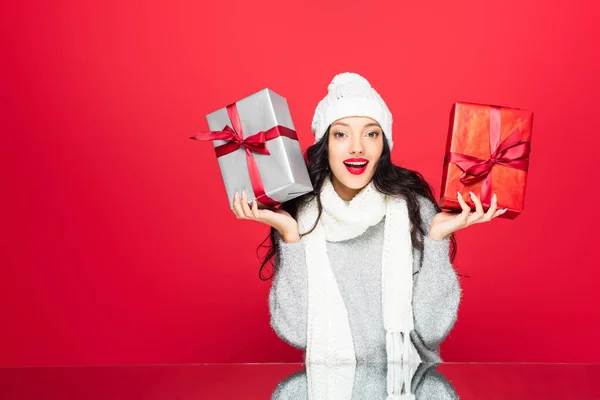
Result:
[1, 363, 599, 399]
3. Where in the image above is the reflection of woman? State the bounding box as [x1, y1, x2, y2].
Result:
[271, 363, 459, 400]
[232, 73, 503, 363]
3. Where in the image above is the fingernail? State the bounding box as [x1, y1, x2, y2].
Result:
[499, 208, 507, 214]
[457, 191, 462, 198]
[493, 193, 497, 201]
[469, 191, 476, 198]
[234, 192, 239, 199]
[242, 189, 246, 197]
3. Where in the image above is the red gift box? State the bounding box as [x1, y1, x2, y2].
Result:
[439, 102, 534, 219]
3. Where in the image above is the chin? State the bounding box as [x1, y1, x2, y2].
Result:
[335, 172, 375, 190]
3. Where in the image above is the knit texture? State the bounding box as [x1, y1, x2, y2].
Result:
[311, 72, 394, 149]
[269, 195, 462, 363]
[297, 176, 420, 367]
[271, 363, 459, 400]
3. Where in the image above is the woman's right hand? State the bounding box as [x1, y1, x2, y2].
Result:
[232, 190, 300, 243]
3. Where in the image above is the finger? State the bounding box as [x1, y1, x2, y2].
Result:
[494, 207, 508, 218]
[232, 192, 246, 219]
[457, 192, 471, 214]
[250, 197, 280, 229]
[240, 190, 254, 219]
[468, 191, 485, 224]
[485, 193, 499, 221]
[251, 197, 262, 219]
[456, 192, 471, 225]
[453, 192, 470, 228]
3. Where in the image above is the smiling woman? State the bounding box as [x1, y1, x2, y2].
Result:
[231, 72, 501, 365]
[328, 118, 384, 200]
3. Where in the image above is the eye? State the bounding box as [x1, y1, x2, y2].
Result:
[366, 131, 379, 138]
[333, 131, 346, 138]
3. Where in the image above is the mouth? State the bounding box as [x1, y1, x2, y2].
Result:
[343, 158, 369, 175]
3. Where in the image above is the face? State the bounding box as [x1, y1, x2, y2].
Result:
[328, 116, 384, 201]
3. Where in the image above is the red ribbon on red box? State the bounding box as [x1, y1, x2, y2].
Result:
[192, 102, 298, 207]
[447, 107, 531, 207]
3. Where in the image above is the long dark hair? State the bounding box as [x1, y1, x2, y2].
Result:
[256, 128, 458, 280]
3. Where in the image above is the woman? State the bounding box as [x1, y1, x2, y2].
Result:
[232, 72, 505, 363]
[272, 362, 458, 400]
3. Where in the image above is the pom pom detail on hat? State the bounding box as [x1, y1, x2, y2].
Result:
[327, 72, 372, 91]
[312, 72, 394, 150]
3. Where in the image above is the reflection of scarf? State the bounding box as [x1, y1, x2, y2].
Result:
[304, 362, 420, 400]
[297, 176, 422, 370]
[272, 363, 457, 400]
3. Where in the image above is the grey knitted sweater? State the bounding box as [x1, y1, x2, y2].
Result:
[271, 363, 459, 400]
[268, 195, 462, 363]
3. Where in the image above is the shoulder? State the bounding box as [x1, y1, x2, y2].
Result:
[414, 194, 439, 225]
[414, 368, 459, 400]
[271, 370, 308, 400]
[390, 193, 439, 233]
[415, 194, 436, 210]
[398, 194, 439, 222]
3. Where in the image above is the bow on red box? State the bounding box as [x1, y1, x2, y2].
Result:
[446, 106, 532, 208]
[191, 102, 298, 207]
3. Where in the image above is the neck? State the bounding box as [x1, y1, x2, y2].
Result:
[331, 174, 362, 201]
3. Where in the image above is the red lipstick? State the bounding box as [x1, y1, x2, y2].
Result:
[343, 158, 369, 175]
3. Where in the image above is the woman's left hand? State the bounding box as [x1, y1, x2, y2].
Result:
[428, 191, 507, 241]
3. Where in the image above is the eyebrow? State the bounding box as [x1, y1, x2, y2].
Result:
[331, 122, 382, 129]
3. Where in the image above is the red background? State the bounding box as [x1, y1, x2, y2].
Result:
[2, 364, 599, 399]
[1, 0, 599, 366]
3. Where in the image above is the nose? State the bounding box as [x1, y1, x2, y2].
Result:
[349, 135, 364, 155]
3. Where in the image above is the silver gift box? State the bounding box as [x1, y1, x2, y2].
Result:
[205, 88, 313, 209]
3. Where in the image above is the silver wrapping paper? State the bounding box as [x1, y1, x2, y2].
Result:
[206, 88, 313, 209]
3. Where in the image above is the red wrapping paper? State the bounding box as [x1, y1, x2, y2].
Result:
[439, 102, 534, 219]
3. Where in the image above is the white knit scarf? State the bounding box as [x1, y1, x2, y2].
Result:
[305, 362, 420, 400]
[297, 176, 422, 398]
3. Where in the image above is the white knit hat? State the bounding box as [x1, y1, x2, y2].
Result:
[311, 72, 394, 150]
